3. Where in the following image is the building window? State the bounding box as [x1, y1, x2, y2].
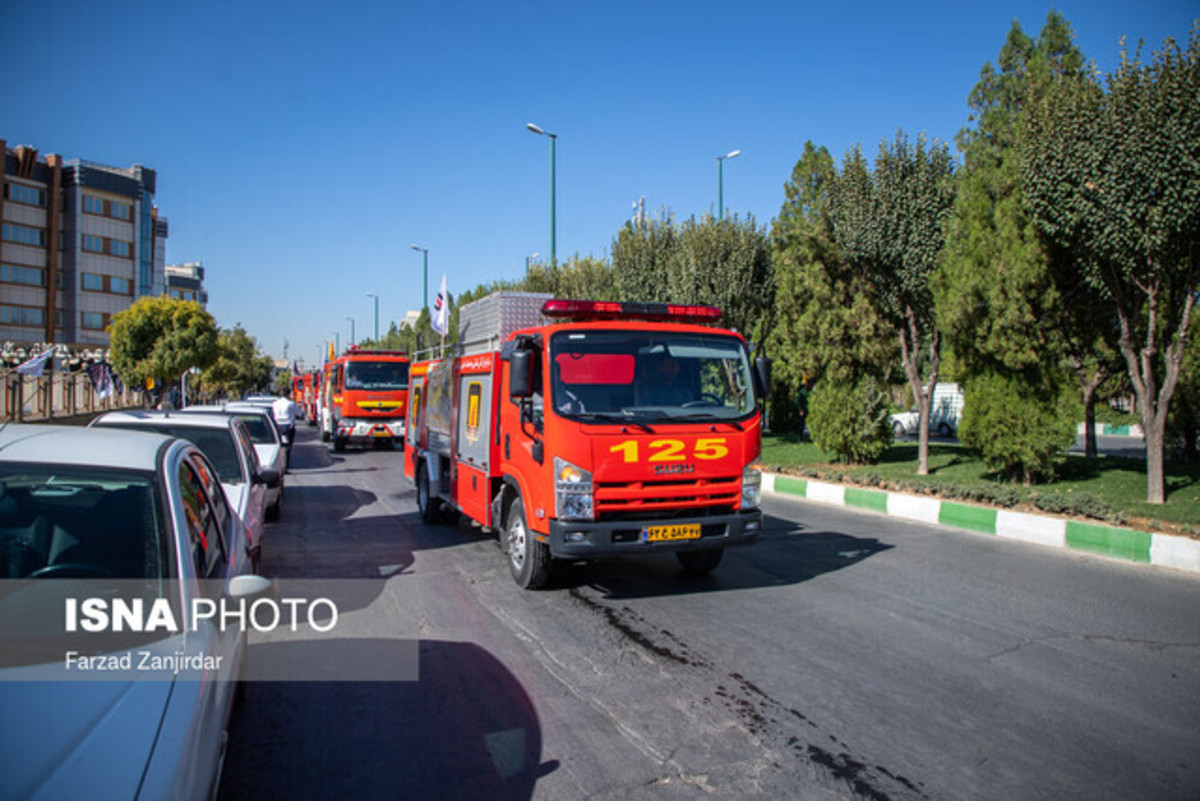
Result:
[83, 234, 105, 253]
[109, 276, 131, 295]
[0, 264, 45, 287]
[83, 195, 105, 215]
[109, 239, 131, 258]
[82, 273, 104, 291]
[54, 310, 63, 329]
[109, 201, 131, 220]
[0, 305, 46, 327]
[1, 223, 46, 247]
[81, 311, 107, 330]
[5, 183, 45, 207]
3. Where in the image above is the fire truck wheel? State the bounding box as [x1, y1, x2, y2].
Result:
[506, 498, 551, 589]
[321, 430, 331, 443]
[676, 548, 724, 574]
[333, 436, 346, 452]
[417, 466, 441, 524]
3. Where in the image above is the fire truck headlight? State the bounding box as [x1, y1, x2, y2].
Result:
[741, 464, 762, 510]
[555, 457, 594, 521]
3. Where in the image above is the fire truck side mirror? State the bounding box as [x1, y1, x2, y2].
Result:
[510, 349, 535, 399]
[754, 356, 772, 402]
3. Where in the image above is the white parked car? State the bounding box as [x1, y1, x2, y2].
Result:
[0, 424, 267, 800]
[90, 410, 279, 571]
[183, 403, 287, 519]
[890, 383, 964, 438]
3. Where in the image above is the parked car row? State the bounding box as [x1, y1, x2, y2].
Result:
[0, 400, 294, 800]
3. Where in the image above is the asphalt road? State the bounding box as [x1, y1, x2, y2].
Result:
[218, 427, 1200, 800]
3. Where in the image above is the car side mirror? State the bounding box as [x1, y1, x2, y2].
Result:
[256, 467, 282, 489]
[754, 356, 772, 401]
[510, 349, 535, 399]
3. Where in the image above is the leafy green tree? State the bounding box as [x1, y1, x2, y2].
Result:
[935, 13, 1091, 475]
[1022, 30, 1200, 503]
[273, 370, 293, 396]
[769, 141, 896, 442]
[201, 324, 273, 399]
[611, 213, 677, 302]
[808, 377, 893, 464]
[108, 296, 219, 395]
[832, 134, 957, 475]
[525, 255, 617, 300]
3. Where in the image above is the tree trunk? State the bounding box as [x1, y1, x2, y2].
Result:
[1082, 383, 1098, 460]
[1144, 423, 1166, 504]
[899, 306, 938, 477]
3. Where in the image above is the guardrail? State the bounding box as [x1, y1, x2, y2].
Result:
[1, 368, 143, 422]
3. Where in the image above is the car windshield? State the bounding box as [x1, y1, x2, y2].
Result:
[101, 423, 242, 484]
[550, 330, 756, 422]
[0, 466, 168, 579]
[345, 360, 409, 391]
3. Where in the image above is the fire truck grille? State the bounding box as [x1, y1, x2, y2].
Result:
[594, 477, 739, 521]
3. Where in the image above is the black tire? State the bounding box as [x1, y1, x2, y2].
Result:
[937, 422, 952, 438]
[333, 436, 346, 452]
[321, 429, 331, 443]
[676, 548, 724, 575]
[506, 498, 551, 589]
[417, 466, 441, 524]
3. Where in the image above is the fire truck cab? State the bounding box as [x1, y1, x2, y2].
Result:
[328, 347, 410, 451]
[405, 292, 770, 589]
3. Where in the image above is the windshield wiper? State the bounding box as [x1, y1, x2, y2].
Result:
[653, 413, 744, 430]
[573, 412, 654, 433]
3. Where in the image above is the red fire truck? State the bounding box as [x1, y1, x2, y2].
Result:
[405, 292, 769, 589]
[328, 346, 411, 451]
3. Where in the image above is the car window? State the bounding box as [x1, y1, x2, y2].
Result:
[236, 413, 277, 444]
[233, 421, 261, 473]
[0, 466, 167, 579]
[99, 421, 243, 484]
[178, 459, 227, 580]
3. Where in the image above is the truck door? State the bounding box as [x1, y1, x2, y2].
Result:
[455, 371, 493, 525]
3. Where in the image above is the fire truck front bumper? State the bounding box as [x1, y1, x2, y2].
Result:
[547, 510, 762, 560]
[336, 418, 406, 443]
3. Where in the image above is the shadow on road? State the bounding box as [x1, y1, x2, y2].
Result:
[550, 512, 893, 601]
[219, 639, 556, 801]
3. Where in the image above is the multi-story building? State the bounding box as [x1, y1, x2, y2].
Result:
[1, 138, 168, 349]
[165, 261, 207, 306]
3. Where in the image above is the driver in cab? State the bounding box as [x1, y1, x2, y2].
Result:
[639, 353, 691, 406]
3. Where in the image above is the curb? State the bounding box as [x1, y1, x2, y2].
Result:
[763, 473, 1200, 576]
[1076, 422, 1144, 437]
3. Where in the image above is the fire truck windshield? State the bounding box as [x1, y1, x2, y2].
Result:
[550, 331, 756, 422]
[344, 360, 410, 391]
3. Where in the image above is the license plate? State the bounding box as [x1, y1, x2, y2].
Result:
[371, 429, 391, 438]
[643, 523, 701, 542]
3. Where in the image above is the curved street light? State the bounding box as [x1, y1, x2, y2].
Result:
[409, 244, 429, 314]
[526, 122, 557, 266]
[717, 149, 741, 220]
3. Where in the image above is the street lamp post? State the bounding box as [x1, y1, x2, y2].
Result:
[409, 244, 429, 314]
[346, 316, 355, 347]
[525, 251, 540, 275]
[365, 294, 379, 343]
[526, 123, 557, 266]
[717, 149, 741, 220]
[333, 331, 340, 355]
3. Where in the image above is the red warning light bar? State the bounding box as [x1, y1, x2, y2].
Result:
[541, 299, 723, 323]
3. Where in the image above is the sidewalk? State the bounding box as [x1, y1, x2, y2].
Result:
[763, 472, 1200, 576]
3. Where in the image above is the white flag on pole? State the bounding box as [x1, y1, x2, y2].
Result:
[431, 274, 449, 335]
[16, 345, 56, 376]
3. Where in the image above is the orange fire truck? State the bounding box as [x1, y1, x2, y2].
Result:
[326, 346, 411, 451]
[404, 292, 770, 589]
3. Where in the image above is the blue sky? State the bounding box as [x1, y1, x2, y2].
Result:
[3, 0, 1195, 368]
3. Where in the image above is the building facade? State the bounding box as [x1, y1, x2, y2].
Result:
[165, 261, 207, 306]
[1, 139, 168, 349]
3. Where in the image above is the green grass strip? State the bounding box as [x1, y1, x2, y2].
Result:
[775, 476, 808, 498]
[845, 487, 888, 514]
[1065, 521, 1151, 563]
[939, 502, 998, 535]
